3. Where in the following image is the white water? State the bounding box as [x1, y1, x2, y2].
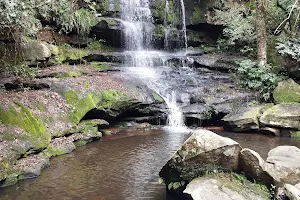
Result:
[163, 0, 188, 51]
[119, 0, 186, 129]
[180, 0, 188, 51]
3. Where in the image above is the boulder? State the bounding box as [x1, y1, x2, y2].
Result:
[260, 104, 300, 130]
[183, 173, 270, 200]
[159, 130, 241, 186]
[284, 184, 300, 200]
[264, 146, 300, 186]
[273, 79, 300, 104]
[239, 148, 274, 186]
[14, 154, 50, 179]
[222, 105, 271, 131]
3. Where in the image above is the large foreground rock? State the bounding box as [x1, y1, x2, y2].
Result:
[260, 104, 300, 130]
[184, 173, 270, 200]
[240, 146, 300, 186]
[159, 130, 241, 187]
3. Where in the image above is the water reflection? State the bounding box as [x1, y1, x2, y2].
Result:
[0, 129, 300, 200]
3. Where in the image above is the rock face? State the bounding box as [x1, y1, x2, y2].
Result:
[159, 130, 241, 186]
[260, 104, 300, 130]
[222, 105, 270, 131]
[273, 79, 300, 104]
[183, 173, 269, 200]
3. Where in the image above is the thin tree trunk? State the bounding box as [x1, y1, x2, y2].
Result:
[256, 0, 267, 66]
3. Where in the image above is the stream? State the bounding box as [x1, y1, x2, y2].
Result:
[1, 128, 300, 200]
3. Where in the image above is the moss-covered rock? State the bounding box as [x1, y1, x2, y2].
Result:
[44, 137, 76, 157]
[63, 89, 130, 124]
[260, 104, 300, 130]
[222, 105, 272, 132]
[0, 102, 51, 150]
[273, 79, 300, 104]
[183, 173, 271, 200]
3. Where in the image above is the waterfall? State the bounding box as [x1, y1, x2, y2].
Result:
[179, 0, 188, 51]
[120, 0, 186, 129]
[163, 0, 188, 51]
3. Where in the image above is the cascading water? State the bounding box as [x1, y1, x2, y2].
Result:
[120, 0, 187, 129]
[179, 0, 188, 51]
[163, 0, 188, 51]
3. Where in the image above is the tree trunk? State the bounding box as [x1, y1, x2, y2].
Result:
[256, 0, 267, 66]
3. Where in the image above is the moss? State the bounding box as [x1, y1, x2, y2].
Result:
[291, 131, 300, 138]
[0, 102, 51, 149]
[91, 62, 112, 71]
[153, 92, 164, 103]
[196, 173, 271, 199]
[57, 45, 88, 64]
[273, 79, 300, 104]
[44, 145, 70, 157]
[154, 24, 165, 38]
[191, 7, 205, 24]
[63, 89, 129, 124]
[74, 139, 88, 147]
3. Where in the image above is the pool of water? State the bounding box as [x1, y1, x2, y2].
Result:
[0, 128, 299, 200]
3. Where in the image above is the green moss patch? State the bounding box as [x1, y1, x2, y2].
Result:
[0, 102, 51, 149]
[273, 79, 300, 104]
[63, 89, 129, 124]
[91, 62, 112, 71]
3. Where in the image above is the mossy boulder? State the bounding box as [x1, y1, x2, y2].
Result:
[44, 137, 76, 157]
[273, 79, 300, 104]
[260, 104, 300, 130]
[63, 89, 130, 124]
[184, 173, 270, 200]
[159, 130, 241, 189]
[222, 105, 272, 131]
[0, 102, 51, 150]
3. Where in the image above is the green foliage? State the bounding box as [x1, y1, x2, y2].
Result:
[234, 60, 284, 101]
[276, 37, 300, 61]
[0, 102, 50, 149]
[86, 40, 114, 52]
[0, 0, 97, 38]
[0, 63, 37, 78]
[90, 62, 111, 71]
[167, 181, 185, 191]
[214, 6, 256, 45]
[57, 44, 88, 63]
[0, 0, 41, 36]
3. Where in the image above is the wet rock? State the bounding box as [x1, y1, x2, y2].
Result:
[159, 130, 241, 186]
[284, 184, 300, 200]
[260, 104, 300, 130]
[184, 173, 269, 200]
[84, 52, 124, 63]
[91, 17, 122, 48]
[273, 79, 300, 104]
[44, 137, 76, 157]
[14, 154, 50, 179]
[239, 148, 274, 186]
[222, 105, 272, 132]
[192, 54, 243, 72]
[182, 103, 212, 120]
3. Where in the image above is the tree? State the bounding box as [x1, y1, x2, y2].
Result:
[256, 0, 267, 66]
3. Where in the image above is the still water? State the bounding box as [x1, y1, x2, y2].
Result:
[1, 128, 300, 200]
